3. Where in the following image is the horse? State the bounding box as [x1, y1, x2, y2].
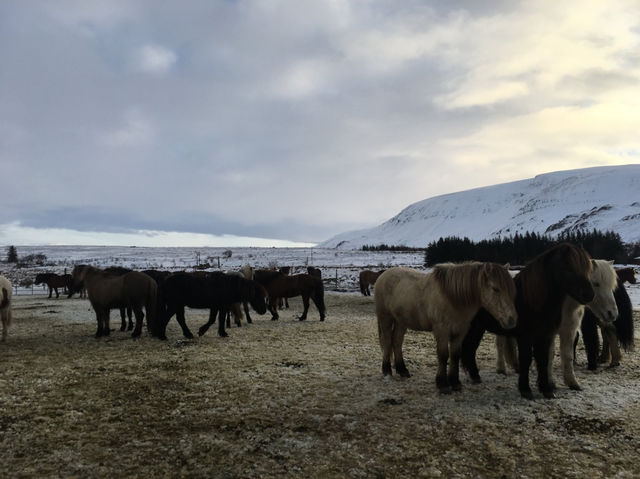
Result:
[550, 259, 619, 391]
[70, 265, 158, 338]
[375, 262, 517, 394]
[35, 273, 72, 298]
[498, 259, 619, 388]
[615, 267, 636, 285]
[278, 266, 291, 309]
[255, 270, 326, 321]
[461, 243, 594, 399]
[156, 272, 268, 340]
[307, 266, 322, 278]
[359, 270, 385, 296]
[0, 275, 12, 341]
[224, 265, 257, 327]
[579, 277, 634, 369]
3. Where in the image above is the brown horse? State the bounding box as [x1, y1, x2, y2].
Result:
[359, 270, 385, 296]
[616, 267, 636, 284]
[255, 270, 326, 321]
[70, 265, 158, 338]
[375, 263, 517, 393]
[35, 273, 72, 298]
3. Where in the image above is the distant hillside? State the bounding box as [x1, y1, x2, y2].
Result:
[319, 164, 640, 249]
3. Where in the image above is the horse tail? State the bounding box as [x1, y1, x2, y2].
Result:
[314, 277, 326, 317]
[614, 281, 634, 351]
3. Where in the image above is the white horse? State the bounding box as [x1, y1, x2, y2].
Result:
[1, 275, 13, 341]
[375, 263, 517, 393]
[496, 259, 618, 391]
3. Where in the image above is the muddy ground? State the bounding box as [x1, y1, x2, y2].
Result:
[1, 293, 639, 478]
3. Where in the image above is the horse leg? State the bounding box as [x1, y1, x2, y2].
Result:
[460, 322, 486, 384]
[496, 335, 507, 375]
[243, 301, 252, 324]
[559, 311, 583, 390]
[54, 287, 59, 299]
[534, 336, 556, 399]
[392, 324, 410, 377]
[377, 314, 394, 376]
[599, 323, 611, 364]
[516, 337, 534, 399]
[581, 313, 600, 370]
[447, 332, 464, 391]
[434, 335, 451, 393]
[217, 307, 228, 337]
[299, 295, 310, 321]
[48, 286, 53, 299]
[119, 308, 127, 332]
[268, 298, 279, 320]
[311, 293, 325, 321]
[127, 307, 134, 331]
[198, 308, 217, 337]
[131, 307, 144, 338]
[603, 325, 621, 367]
[176, 307, 194, 339]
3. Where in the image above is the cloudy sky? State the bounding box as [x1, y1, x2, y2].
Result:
[1, 0, 639, 247]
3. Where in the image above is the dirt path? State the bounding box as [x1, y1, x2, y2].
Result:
[1, 293, 639, 478]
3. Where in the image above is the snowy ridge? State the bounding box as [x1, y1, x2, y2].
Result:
[319, 165, 640, 249]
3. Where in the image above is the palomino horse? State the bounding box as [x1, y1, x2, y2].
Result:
[461, 243, 594, 399]
[157, 272, 268, 340]
[580, 277, 634, 369]
[555, 259, 619, 390]
[255, 270, 326, 321]
[70, 265, 158, 338]
[375, 263, 517, 394]
[0, 275, 12, 341]
[359, 270, 385, 296]
[35, 273, 72, 298]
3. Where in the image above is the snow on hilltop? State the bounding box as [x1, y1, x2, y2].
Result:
[319, 164, 640, 249]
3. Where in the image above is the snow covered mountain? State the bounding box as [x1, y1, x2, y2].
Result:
[319, 164, 640, 249]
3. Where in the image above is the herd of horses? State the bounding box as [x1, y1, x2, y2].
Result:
[3, 243, 637, 400]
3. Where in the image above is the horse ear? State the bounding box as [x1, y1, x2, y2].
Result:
[608, 260, 614, 265]
[504, 263, 510, 270]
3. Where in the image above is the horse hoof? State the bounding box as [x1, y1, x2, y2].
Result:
[451, 383, 462, 392]
[438, 387, 452, 395]
[298, 316, 307, 321]
[607, 362, 620, 368]
[569, 384, 582, 391]
[520, 390, 534, 400]
[219, 332, 228, 338]
[470, 377, 482, 384]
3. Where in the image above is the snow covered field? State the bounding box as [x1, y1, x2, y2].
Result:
[3, 245, 638, 311]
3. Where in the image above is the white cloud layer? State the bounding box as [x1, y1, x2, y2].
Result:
[0, 0, 639, 246]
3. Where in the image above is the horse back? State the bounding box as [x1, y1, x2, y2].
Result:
[375, 268, 446, 332]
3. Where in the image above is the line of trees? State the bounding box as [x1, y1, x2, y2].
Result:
[424, 230, 629, 266]
[361, 244, 425, 252]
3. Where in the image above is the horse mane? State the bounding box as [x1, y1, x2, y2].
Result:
[255, 270, 283, 283]
[518, 242, 592, 309]
[433, 262, 512, 307]
[591, 259, 617, 292]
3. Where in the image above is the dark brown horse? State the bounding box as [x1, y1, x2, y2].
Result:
[35, 273, 72, 298]
[255, 270, 326, 321]
[359, 270, 385, 296]
[616, 267, 636, 285]
[307, 266, 322, 278]
[70, 265, 158, 338]
[156, 272, 268, 340]
[461, 243, 594, 399]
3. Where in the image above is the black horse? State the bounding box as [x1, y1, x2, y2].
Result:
[156, 272, 268, 340]
[579, 278, 634, 369]
[461, 243, 594, 399]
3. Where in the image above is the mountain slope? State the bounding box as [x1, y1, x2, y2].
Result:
[319, 164, 640, 249]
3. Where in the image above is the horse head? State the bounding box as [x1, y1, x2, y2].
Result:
[550, 243, 595, 305]
[248, 281, 268, 315]
[587, 259, 618, 323]
[478, 263, 518, 330]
